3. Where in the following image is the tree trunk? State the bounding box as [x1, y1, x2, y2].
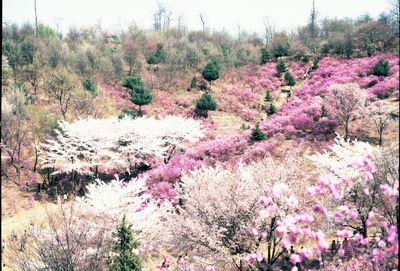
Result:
[378, 127, 383, 145]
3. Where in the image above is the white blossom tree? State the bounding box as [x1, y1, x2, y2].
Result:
[40, 116, 204, 177]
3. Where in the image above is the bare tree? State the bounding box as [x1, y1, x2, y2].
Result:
[199, 13, 206, 31]
[4, 203, 111, 271]
[153, 1, 172, 31]
[262, 17, 276, 45]
[34, 0, 38, 36]
[309, 0, 318, 40]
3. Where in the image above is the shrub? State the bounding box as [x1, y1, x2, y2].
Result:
[202, 59, 220, 82]
[118, 108, 139, 119]
[372, 59, 390, 76]
[123, 76, 152, 116]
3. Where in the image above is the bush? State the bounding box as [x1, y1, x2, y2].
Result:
[273, 43, 289, 58]
[118, 108, 139, 119]
[311, 59, 319, 70]
[250, 123, 266, 142]
[122, 76, 142, 91]
[202, 59, 220, 82]
[372, 59, 390, 76]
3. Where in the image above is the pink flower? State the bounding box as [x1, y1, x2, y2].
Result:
[251, 228, 259, 236]
[246, 254, 257, 265]
[338, 248, 345, 257]
[336, 229, 353, 239]
[363, 172, 373, 182]
[178, 257, 186, 265]
[206, 266, 216, 271]
[290, 253, 302, 264]
[258, 196, 270, 205]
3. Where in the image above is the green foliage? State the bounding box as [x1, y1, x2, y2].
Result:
[82, 79, 97, 96]
[372, 59, 390, 76]
[196, 92, 217, 111]
[260, 48, 271, 65]
[146, 43, 166, 65]
[273, 43, 289, 58]
[109, 215, 142, 271]
[284, 72, 296, 87]
[118, 108, 139, 119]
[276, 59, 287, 74]
[190, 76, 197, 88]
[250, 123, 266, 142]
[264, 90, 273, 103]
[124, 76, 152, 115]
[202, 59, 220, 82]
[37, 24, 57, 39]
[311, 59, 319, 70]
[122, 76, 143, 91]
[266, 103, 277, 116]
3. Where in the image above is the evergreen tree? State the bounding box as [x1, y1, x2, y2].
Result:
[264, 90, 273, 103]
[311, 59, 319, 70]
[146, 43, 166, 65]
[202, 59, 220, 82]
[276, 59, 287, 74]
[195, 92, 217, 118]
[273, 43, 289, 58]
[260, 48, 271, 64]
[123, 76, 152, 116]
[190, 76, 197, 88]
[266, 103, 277, 116]
[372, 59, 390, 76]
[109, 215, 142, 271]
[284, 72, 296, 88]
[82, 79, 97, 96]
[250, 123, 266, 142]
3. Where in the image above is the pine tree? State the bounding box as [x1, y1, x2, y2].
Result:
[284, 72, 296, 88]
[260, 48, 271, 64]
[311, 59, 319, 70]
[266, 103, 277, 116]
[372, 59, 390, 76]
[109, 215, 142, 271]
[276, 59, 287, 74]
[190, 76, 197, 88]
[264, 90, 273, 103]
[202, 59, 220, 82]
[123, 76, 152, 116]
[250, 123, 266, 142]
[195, 92, 217, 118]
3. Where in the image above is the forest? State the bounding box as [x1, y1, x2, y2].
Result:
[1, 0, 399, 270]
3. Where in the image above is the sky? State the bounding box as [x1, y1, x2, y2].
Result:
[2, 0, 392, 36]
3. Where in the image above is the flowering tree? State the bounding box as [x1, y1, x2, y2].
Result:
[40, 116, 204, 180]
[76, 177, 172, 250]
[165, 154, 308, 270]
[324, 83, 366, 140]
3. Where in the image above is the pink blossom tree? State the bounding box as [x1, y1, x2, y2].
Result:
[324, 83, 367, 140]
